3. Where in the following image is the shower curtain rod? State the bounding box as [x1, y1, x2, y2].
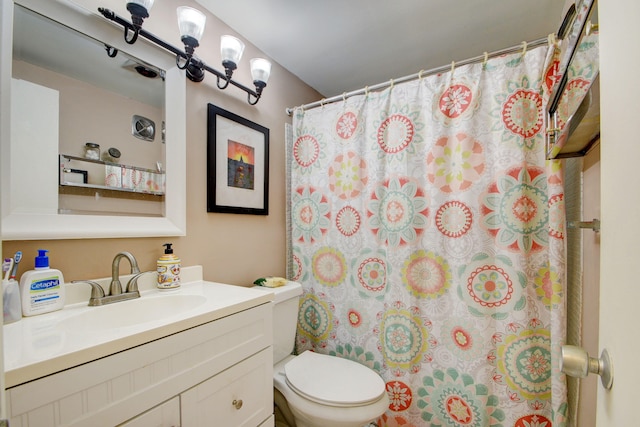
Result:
[285, 36, 549, 116]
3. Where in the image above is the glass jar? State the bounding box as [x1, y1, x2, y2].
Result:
[84, 142, 100, 160]
[102, 147, 121, 163]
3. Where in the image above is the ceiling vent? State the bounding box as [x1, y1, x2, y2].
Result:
[121, 59, 163, 80]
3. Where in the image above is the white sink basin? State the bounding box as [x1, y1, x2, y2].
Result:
[58, 294, 207, 331]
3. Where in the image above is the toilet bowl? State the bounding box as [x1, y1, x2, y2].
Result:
[253, 281, 389, 427]
[274, 352, 389, 427]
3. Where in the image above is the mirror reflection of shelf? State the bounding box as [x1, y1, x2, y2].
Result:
[59, 154, 165, 196]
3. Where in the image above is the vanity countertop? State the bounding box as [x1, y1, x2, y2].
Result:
[3, 266, 272, 388]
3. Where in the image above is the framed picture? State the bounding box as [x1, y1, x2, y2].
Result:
[207, 104, 269, 215]
[62, 168, 88, 184]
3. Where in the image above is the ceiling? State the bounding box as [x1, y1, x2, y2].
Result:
[195, 0, 569, 98]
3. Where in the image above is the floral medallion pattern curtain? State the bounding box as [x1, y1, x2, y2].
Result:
[289, 46, 567, 426]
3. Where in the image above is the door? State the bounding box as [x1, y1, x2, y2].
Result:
[597, 0, 639, 424]
[0, 0, 11, 421]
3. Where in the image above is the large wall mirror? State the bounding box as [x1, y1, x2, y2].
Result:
[1, 0, 186, 239]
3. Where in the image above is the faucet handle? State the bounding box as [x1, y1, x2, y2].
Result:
[126, 270, 155, 294]
[71, 280, 106, 306]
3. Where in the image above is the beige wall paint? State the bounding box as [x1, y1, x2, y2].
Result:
[2, 0, 320, 286]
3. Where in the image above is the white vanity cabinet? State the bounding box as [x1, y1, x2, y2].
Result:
[5, 295, 274, 427]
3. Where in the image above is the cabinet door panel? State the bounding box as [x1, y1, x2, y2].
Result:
[182, 349, 273, 427]
[258, 414, 275, 427]
[118, 397, 180, 427]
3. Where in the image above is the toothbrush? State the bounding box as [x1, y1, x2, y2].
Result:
[9, 251, 21, 280]
[3, 258, 13, 282]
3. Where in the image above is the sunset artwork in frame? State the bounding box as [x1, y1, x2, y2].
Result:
[207, 104, 269, 215]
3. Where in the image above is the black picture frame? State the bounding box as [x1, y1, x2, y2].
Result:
[207, 104, 269, 215]
[63, 168, 88, 184]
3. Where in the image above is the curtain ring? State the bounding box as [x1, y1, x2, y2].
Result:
[419, 69, 425, 80]
[483, 52, 489, 67]
[449, 61, 455, 85]
[342, 92, 347, 102]
[521, 41, 527, 55]
[364, 86, 369, 96]
[320, 98, 326, 107]
[389, 78, 394, 88]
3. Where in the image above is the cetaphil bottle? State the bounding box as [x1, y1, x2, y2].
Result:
[19, 249, 65, 316]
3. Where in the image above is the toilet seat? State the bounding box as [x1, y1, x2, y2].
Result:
[284, 351, 386, 407]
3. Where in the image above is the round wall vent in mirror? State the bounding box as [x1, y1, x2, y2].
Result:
[132, 115, 155, 141]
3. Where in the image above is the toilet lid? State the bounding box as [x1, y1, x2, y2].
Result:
[284, 351, 386, 407]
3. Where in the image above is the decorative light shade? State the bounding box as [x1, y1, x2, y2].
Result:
[250, 58, 272, 86]
[126, 0, 155, 28]
[177, 6, 206, 52]
[220, 35, 245, 69]
[127, 0, 155, 13]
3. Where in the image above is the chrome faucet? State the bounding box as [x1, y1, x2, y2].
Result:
[72, 252, 152, 306]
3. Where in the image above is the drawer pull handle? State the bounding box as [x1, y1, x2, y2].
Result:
[232, 399, 243, 410]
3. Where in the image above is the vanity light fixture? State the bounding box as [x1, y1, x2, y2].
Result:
[219, 35, 245, 89]
[175, 6, 206, 82]
[99, 3, 271, 105]
[251, 58, 272, 101]
[124, 0, 154, 44]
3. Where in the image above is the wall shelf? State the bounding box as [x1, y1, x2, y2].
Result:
[59, 154, 165, 196]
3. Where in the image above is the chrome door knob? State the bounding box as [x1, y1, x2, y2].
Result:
[561, 345, 613, 389]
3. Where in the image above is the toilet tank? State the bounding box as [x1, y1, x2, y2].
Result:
[253, 281, 303, 364]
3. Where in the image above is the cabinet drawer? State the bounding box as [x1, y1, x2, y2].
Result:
[181, 348, 273, 427]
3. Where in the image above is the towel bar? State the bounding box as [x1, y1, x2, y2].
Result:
[567, 218, 600, 232]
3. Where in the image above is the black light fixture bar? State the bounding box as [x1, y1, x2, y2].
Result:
[98, 7, 261, 104]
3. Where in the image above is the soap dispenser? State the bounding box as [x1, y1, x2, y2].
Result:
[157, 243, 181, 290]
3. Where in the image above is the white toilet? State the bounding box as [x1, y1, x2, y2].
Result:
[253, 281, 389, 427]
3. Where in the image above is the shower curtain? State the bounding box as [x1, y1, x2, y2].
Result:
[289, 46, 568, 426]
